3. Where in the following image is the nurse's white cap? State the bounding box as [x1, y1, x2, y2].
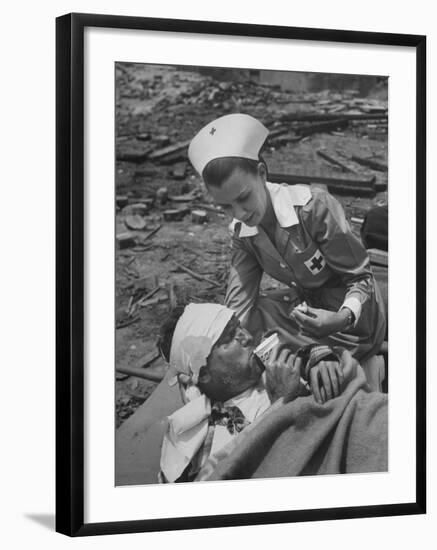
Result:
[188, 113, 269, 175]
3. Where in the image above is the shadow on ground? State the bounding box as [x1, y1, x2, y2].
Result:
[25, 513, 55, 531]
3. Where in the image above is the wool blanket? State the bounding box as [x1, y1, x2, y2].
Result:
[197, 361, 387, 481]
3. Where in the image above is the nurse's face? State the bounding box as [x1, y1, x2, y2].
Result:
[207, 164, 268, 226]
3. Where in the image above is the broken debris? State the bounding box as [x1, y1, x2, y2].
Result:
[156, 186, 169, 205]
[163, 208, 190, 221]
[172, 162, 187, 180]
[269, 172, 376, 196]
[191, 209, 208, 224]
[116, 232, 136, 250]
[124, 214, 147, 231]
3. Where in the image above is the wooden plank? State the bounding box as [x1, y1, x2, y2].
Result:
[133, 351, 161, 369]
[116, 142, 153, 163]
[297, 119, 349, 137]
[269, 172, 375, 188]
[115, 365, 164, 383]
[351, 154, 388, 172]
[280, 112, 388, 123]
[316, 149, 359, 173]
[148, 139, 191, 162]
[142, 224, 162, 241]
[269, 172, 376, 197]
[169, 192, 196, 203]
[173, 261, 221, 288]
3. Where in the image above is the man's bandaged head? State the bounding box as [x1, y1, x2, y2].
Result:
[170, 303, 235, 385]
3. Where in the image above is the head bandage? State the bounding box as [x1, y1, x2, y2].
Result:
[188, 113, 269, 176]
[170, 303, 235, 385]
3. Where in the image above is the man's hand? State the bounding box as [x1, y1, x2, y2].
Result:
[291, 306, 350, 339]
[265, 347, 302, 404]
[308, 360, 344, 404]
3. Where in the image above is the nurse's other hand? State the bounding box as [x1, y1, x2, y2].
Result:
[291, 306, 348, 339]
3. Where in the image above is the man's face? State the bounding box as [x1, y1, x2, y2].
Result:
[207, 165, 268, 226]
[198, 316, 264, 402]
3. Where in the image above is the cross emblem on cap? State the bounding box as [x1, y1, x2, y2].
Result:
[209, 127, 216, 136]
[304, 251, 326, 275]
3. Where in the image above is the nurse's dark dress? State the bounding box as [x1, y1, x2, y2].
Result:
[225, 182, 386, 361]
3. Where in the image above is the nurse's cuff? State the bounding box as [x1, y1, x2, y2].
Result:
[340, 297, 362, 327]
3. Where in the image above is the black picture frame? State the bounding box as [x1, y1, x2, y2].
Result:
[56, 12, 426, 537]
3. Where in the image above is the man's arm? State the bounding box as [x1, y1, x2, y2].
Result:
[264, 347, 302, 404]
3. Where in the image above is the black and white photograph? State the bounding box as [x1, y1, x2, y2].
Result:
[1, 0, 432, 545]
[114, 63, 389, 486]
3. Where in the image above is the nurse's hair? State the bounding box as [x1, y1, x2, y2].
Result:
[202, 155, 268, 188]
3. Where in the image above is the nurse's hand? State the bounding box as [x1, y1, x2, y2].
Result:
[290, 306, 351, 339]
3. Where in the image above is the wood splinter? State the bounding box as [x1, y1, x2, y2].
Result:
[174, 261, 221, 288]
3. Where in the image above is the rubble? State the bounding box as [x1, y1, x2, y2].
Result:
[173, 261, 222, 288]
[148, 139, 191, 163]
[123, 203, 149, 216]
[169, 192, 197, 203]
[142, 224, 162, 241]
[297, 119, 349, 137]
[116, 195, 129, 208]
[116, 314, 141, 329]
[116, 141, 153, 163]
[163, 208, 190, 221]
[172, 162, 187, 179]
[124, 214, 147, 230]
[156, 186, 168, 204]
[116, 232, 136, 249]
[191, 209, 208, 224]
[269, 172, 376, 196]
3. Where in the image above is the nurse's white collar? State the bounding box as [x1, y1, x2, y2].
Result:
[229, 181, 312, 238]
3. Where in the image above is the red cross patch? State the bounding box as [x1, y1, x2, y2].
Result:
[304, 251, 326, 275]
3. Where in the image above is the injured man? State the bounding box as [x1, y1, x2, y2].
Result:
[115, 302, 388, 486]
[158, 302, 388, 483]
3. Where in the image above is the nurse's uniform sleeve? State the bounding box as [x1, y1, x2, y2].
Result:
[225, 236, 263, 323]
[301, 189, 374, 324]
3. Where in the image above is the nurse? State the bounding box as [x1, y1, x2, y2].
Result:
[188, 114, 386, 362]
